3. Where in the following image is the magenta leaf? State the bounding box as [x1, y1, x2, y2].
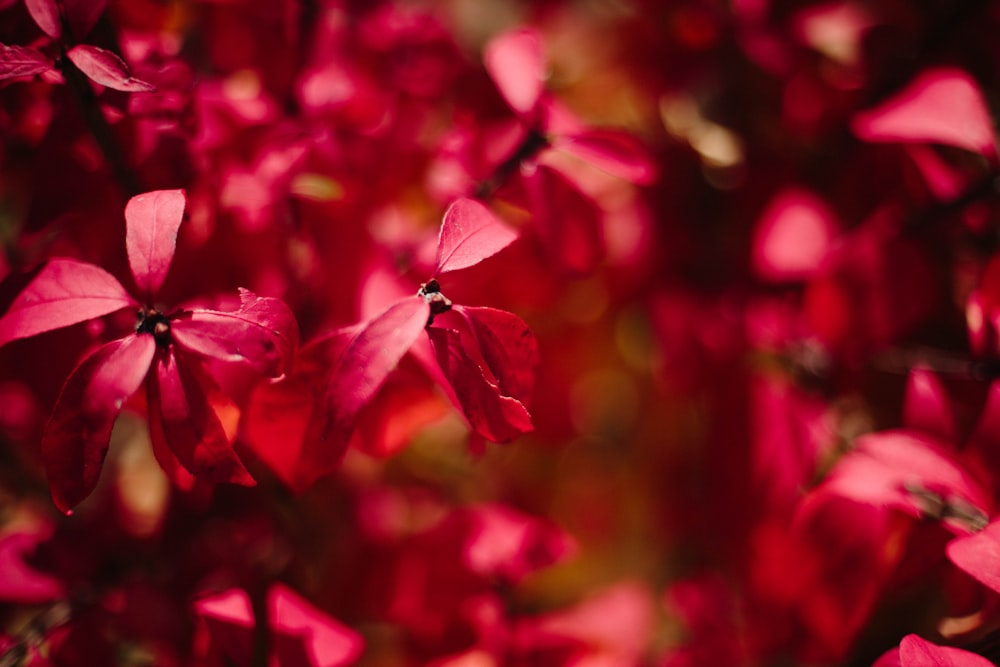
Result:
[946, 519, 1000, 593]
[851, 67, 997, 160]
[484, 27, 545, 116]
[42, 334, 156, 513]
[0, 529, 63, 603]
[553, 129, 658, 185]
[149, 350, 254, 485]
[303, 298, 430, 468]
[61, 0, 107, 41]
[434, 198, 518, 276]
[899, 634, 994, 667]
[0, 258, 136, 348]
[65, 44, 156, 92]
[458, 305, 538, 406]
[0, 44, 53, 81]
[195, 584, 363, 667]
[170, 289, 299, 378]
[428, 326, 533, 442]
[24, 0, 61, 39]
[125, 189, 186, 298]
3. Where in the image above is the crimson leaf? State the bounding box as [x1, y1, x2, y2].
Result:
[0, 258, 136, 348]
[42, 334, 156, 514]
[66, 44, 155, 92]
[125, 189, 186, 298]
[434, 198, 518, 276]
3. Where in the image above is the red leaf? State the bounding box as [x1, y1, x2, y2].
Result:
[434, 198, 518, 276]
[125, 189, 186, 298]
[852, 67, 997, 160]
[61, 0, 107, 41]
[484, 28, 545, 117]
[66, 44, 155, 92]
[303, 298, 429, 468]
[171, 289, 299, 378]
[553, 129, 658, 185]
[946, 519, 1000, 594]
[42, 334, 155, 513]
[0, 44, 53, 81]
[522, 164, 603, 274]
[899, 634, 994, 667]
[0, 529, 63, 603]
[0, 259, 135, 348]
[149, 350, 254, 485]
[902, 368, 958, 443]
[458, 305, 537, 406]
[750, 187, 839, 283]
[195, 584, 363, 667]
[24, 0, 61, 39]
[428, 326, 533, 442]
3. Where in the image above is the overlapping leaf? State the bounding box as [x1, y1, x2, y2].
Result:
[0, 44, 52, 81]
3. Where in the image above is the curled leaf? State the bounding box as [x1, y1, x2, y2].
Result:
[458, 305, 537, 406]
[125, 189, 186, 298]
[0, 259, 135, 349]
[66, 44, 155, 92]
[42, 334, 156, 513]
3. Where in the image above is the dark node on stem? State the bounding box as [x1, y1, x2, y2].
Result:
[136, 307, 172, 348]
[418, 279, 452, 325]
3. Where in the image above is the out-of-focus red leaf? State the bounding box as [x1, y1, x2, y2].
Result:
[428, 326, 532, 442]
[0, 529, 63, 603]
[818, 430, 989, 532]
[553, 129, 657, 185]
[195, 584, 363, 667]
[946, 520, 1000, 593]
[61, 0, 107, 41]
[0, 259, 135, 348]
[903, 369, 958, 443]
[899, 634, 994, 667]
[66, 44, 155, 92]
[751, 187, 839, 282]
[124, 189, 185, 298]
[434, 198, 518, 276]
[171, 289, 299, 378]
[149, 351, 253, 485]
[484, 27, 545, 117]
[42, 334, 155, 513]
[463, 504, 575, 583]
[0, 44, 53, 81]
[24, 0, 61, 39]
[522, 164, 603, 274]
[457, 305, 537, 406]
[303, 299, 430, 471]
[852, 67, 997, 160]
[872, 648, 904, 667]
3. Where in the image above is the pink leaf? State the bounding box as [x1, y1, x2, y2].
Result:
[852, 67, 997, 160]
[458, 305, 538, 406]
[553, 129, 658, 185]
[0, 259, 135, 348]
[149, 350, 254, 485]
[195, 584, 363, 667]
[903, 368, 958, 443]
[0, 529, 63, 603]
[434, 198, 518, 276]
[428, 326, 533, 442]
[0, 44, 53, 81]
[124, 189, 186, 298]
[750, 187, 840, 282]
[171, 289, 299, 378]
[484, 27, 545, 116]
[66, 44, 155, 92]
[946, 519, 1000, 594]
[24, 0, 61, 39]
[899, 634, 994, 667]
[42, 334, 155, 513]
[304, 298, 430, 469]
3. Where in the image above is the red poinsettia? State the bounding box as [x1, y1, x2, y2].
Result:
[0, 189, 298, 513]
[244, 197, 537, 491]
